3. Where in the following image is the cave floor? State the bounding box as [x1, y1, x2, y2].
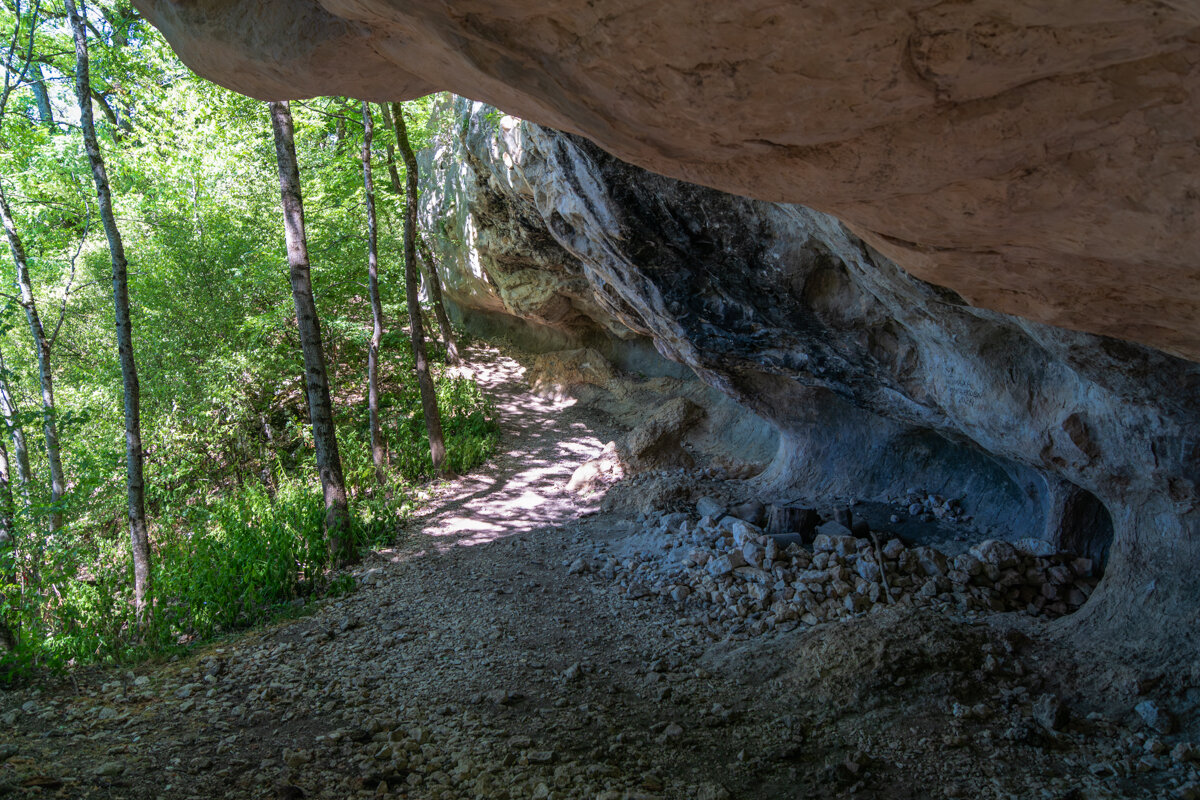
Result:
[0, 345, 1189, 800]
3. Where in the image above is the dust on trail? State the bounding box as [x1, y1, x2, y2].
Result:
[0, 345, 1173, 800]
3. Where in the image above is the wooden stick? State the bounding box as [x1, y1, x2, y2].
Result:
[872, 533, 896, 605]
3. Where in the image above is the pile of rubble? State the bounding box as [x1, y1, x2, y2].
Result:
[569, 499, 1100, 637]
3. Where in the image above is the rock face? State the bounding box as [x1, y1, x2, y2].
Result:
[419, 99, 1200, 667]
[133, 0, 1200, 360]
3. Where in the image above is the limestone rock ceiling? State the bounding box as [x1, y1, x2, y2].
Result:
[134, 0, 1200, 361]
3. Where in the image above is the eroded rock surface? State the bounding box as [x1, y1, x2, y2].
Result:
[419, 100, 1200, 668]
[134, 0, 1200, 359]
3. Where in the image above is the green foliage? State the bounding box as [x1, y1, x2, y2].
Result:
[0, 3, 497, 681]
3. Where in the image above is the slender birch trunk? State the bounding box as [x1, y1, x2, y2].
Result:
[65, 0, 151, 620]
[361, 101, 386, 487]
[0, 348, 30, 509]
[390, 102, 447, 476]
[268, 100, 356, 565]
[377, 102, 460, 365]
[416, 234, 460, 365]
[0, 182, 65, 531]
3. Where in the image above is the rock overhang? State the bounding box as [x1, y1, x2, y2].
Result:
[132, 0, 1200, 361]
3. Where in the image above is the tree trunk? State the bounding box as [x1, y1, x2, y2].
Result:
[268, 99, 356, 564]
[391, 102, 447, 476]
[0, 429, 13, 652]
[0, 182, 66, 532]
[0, 347, 32, 511]
[29, 62, 54, 128]
[0, 431, 14, 544]
[420, 305, 437, 341]
[377, 102, 460, 366]
[361, 100, 385, 487]
[66, 0, 151, 621]
[0, 347, 22, 652]
[416, 234, 460, 365]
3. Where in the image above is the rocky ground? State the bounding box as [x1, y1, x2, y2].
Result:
[1, 345, 1196, 800]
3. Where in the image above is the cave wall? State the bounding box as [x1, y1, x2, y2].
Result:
[418, 99, 1200, 665]
[417, 109, 780, 470]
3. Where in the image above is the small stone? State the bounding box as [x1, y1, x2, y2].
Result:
[696, 497, 725, 519]
[855, 559, 881, 582]
[951, 553, 983, 577]
[659, 511, 689, 531]
[912, 546, 948, 577]
[727, 521, 761, 547]
[1135, 700, 1176, 734]
[563, 662, 583, 681]
[1033, 693, 1069, 731]
[0, 744, 17, 761]
[94, 761, 125, 777]
[626, 582, 653, 599]
[706, 552, 745, 577]
[527, 750, 555, 764]
[641, 775, 665, 791]
[1171, 742, 1199, 764]
[1014, 538, 1057, 557]
[814, 522, 853, 545]
[662, 723, 683, 739]
[741, 541, 765, 568]
[670, 585, 691, 603]
[843, 593, 869, 613]
[695, 783, 732, 800]
[969, 539, 1017, 567]
[882, 539, 905, 560]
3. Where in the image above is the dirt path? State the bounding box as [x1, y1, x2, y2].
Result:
[0, 346, 1181, 800]
[402, 344, 615, 550]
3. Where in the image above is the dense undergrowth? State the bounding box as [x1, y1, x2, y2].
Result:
[0, 335, 498, 681]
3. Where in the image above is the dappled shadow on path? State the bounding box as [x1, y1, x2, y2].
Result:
[402, 344, 616, 551]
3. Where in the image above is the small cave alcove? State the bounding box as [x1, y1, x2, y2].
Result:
[1055, 486, 1115, 574]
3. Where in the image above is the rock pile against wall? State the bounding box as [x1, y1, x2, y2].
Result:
[570, 504, 1100, 644]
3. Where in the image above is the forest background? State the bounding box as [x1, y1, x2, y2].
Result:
[0, 0, 499, 678]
